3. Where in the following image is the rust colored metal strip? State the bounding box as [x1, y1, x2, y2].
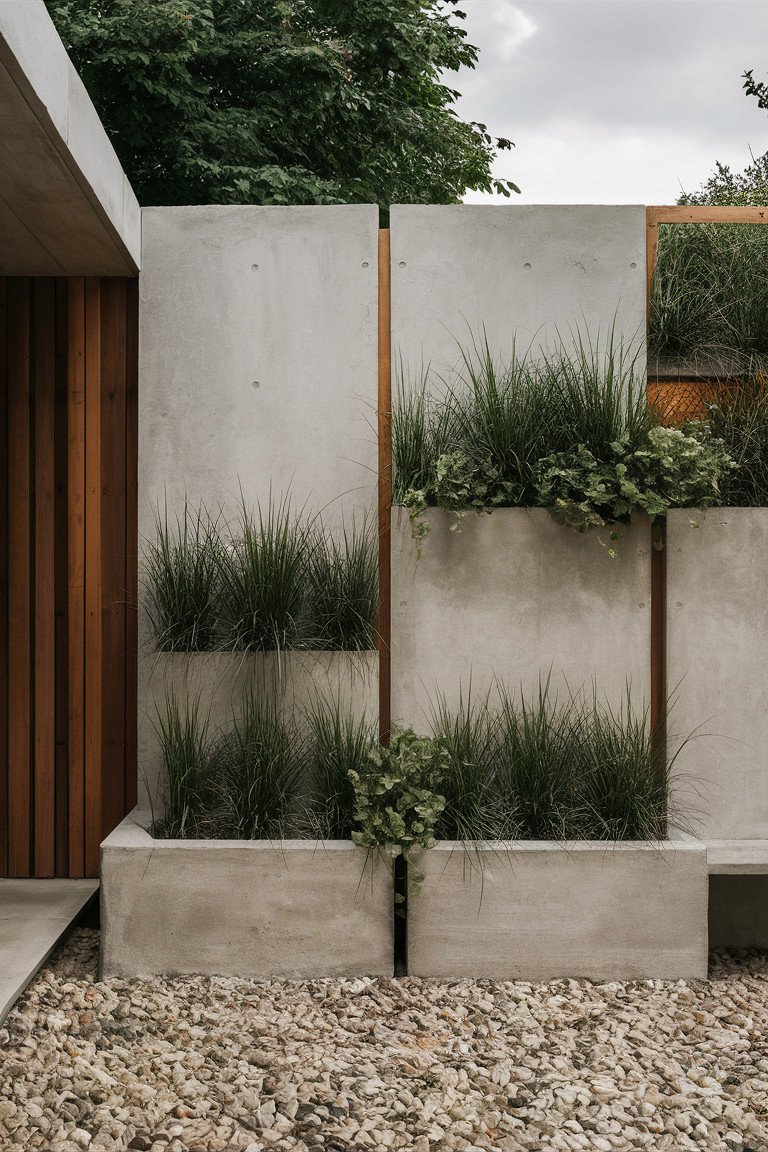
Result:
[650, 520, 667, 781]
[0, 280, 8, 877]
[124, 279, 139, 813]
[377, 229, 392, 745]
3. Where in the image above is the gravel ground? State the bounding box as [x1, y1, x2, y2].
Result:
[1, 931, 767, 1152]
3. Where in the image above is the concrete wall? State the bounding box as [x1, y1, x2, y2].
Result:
[139, 205, 378, 538]
[0, 0, 139, 274]
[390, 204, 646, 377]
[101, 813, 393, 978]
[667, 509, 768, 839]
[409, 840, 708, 980]
[139, 651, 378, 810]
[391, 508, 651, 728]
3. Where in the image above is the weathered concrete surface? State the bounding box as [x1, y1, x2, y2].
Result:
[409, 840, 709, 980]
[391, 507, 651, 728]
[138, 205, 378, 539]
[667, 509, 768, 839]
[101, 812, 393, 978]
[0, 0, 139, 273]
[390, 204, 646, 376]
[709, 875, 768, 949]
[0, 879, 98, 1023]
[138, 650, 378, 810]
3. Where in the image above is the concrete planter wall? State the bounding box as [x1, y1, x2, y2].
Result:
[408, 840, 709, 981]
[391, 507, 652, 726]
[667, 508, 768, 839]
[139, 649, 378, 809]
[101, 811, 393, 978]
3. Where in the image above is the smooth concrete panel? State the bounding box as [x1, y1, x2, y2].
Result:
[101, 812, 393, 978]
[138, 204, 378, 541]
[409, 841, 709, 980]
[390, 204, 646, 377]
[709, 875, 768, 949]
[138, 650, 378, 810]
[391, 507, 651, 729]
[667, 509, 768, 839]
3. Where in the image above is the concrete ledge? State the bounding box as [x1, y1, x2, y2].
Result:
[707, 840, 768, 874]
[100, 811, 393, 979]
[408, 840, 709, 981]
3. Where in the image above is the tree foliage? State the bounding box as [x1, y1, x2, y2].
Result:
[679, 69, 768, 205]
[46, 0, 518, 211]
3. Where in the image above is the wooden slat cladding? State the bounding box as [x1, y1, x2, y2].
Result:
[0, 277, 137, 878]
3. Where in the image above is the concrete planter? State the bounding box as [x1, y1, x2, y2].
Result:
[139, 649, 378, 808]
[408, 839, 708, 981]
[101, 811, 393, 979]
[667, 508, 768, 839]
[391, 506, 651, 725]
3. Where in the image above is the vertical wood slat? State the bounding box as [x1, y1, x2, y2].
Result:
[377, 230, 392, 745]
[0, 282, 8, 876]
[124, 279, 138, 813]
[67, 278, 86, 877]
[33, 280, 56, 876]
[99, 279, 127, 838]
[83, 279, 102, 878]
[54, 279, 69, 876]
[6, 282, 32, 876]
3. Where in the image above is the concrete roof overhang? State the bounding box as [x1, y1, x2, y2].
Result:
[0, 0, 140, 276]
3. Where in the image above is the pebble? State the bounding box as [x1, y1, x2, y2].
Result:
[1, 931, 768, 1150]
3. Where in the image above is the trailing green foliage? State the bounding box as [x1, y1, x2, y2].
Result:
[47, 0, 518, 214]
[144, 493, 378, 652]
[393, 333, 734, 544]
[306, 519, 378, 650]
[143, 498, 223, 651]
[349, 728, 447, 895]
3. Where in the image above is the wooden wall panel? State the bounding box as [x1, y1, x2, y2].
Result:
[0, 276, 137, 878]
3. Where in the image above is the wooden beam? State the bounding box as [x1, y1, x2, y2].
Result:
[54, 278, 69, 876]
[67, 278, 86, 877]
[83, 278, 102, 878]
[0, 281, 8, 877]
[377, 229, 392, 746]
[124, 279, 139, 813]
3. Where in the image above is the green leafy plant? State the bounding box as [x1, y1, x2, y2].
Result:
[144, 497, 223, 651]
[350, 728, 447, 896]
[217, 493, 310, 651]
[306, 519, 378, 650]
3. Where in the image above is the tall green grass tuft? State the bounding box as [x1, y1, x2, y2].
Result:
[215, 694, 305, 839]
[304, 701, 375, 839]
[217, 494, 309, 651]
[707, 378, 768, 506]
[152, 692, 214, 838]
[306, 519, 378, 650]
[650, 222, 768, 364]
[144, 498, 223, 651]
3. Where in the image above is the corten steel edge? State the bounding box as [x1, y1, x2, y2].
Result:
[646, 205, 768, 778]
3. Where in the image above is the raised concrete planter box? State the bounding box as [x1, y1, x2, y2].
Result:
[101, 811, 393, 979]
[408, 840, 709, 981]
[139, 649, 378, 808]
[667, 508, 768, 839]
[391, 507, 651, 725]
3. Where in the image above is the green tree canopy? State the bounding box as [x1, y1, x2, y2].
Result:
[47, 0, 518, 212]
[679, 70, 768, 205]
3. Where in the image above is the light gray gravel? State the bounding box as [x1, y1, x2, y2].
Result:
[1, 929, 767, 1151]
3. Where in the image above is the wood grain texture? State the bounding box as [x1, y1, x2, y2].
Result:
[67, 278, 86, 877]
[124, 279, 139, 812]
[6, 280, 32, 877]
[54, 279, 69, 876]
[83, 278, 103, 878]
[33, 279, 57, 877]
[0, 281, 8, 876]
[377, 230, 392, 745]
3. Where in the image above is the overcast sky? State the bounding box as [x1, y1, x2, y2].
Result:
[454, 0, 768, 204]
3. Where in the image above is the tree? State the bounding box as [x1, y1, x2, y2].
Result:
[46, 0, 518, 212]
[679, 70, 768, 205]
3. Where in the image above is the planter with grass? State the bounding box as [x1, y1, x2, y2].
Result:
[103, 698, 393, 978]
[365, 688, 708, 980]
